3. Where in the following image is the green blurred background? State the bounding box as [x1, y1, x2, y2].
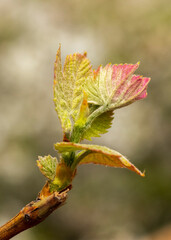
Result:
[0, 0, 171, 239]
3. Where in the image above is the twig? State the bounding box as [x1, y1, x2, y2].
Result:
[0, 185, 71, 240]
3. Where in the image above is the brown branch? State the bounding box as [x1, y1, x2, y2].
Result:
[0, 185, 71, 240]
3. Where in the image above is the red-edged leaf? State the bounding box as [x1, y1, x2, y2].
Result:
[54, 142, 145, 177]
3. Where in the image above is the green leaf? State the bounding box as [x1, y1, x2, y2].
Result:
[37, 155, 58, 180]
[54, 45, 72, 132]
[54, 142, 145, 177]
[53, 45, 93, 133]
[85, 65, 113, 105]
[82, 110, 114, 140]
[63, 51, 92, 121]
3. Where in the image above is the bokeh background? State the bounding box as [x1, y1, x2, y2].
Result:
[0, 0, 171, 239]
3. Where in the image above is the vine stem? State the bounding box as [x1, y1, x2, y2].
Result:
[71, 105, 109, 143]
[85, 105, 107, 128]
[71, 150, 92, 171]
[0, 185, 71, 240]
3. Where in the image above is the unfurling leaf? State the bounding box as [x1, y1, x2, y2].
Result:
[63, 51, 92, 121]
[37, 155, 58, 180]
[85, 62, 151, 110]
[54, 142, 145, 177]
[53, 45, 92, 133]
[85, 65, 113, 105]
[54, 45, 72, 132]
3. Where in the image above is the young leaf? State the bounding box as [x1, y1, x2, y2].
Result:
[54, 142, 145, 177]
[63, 51, 92, 121]
[54, 45, 72, 132]
[85, 63, 151, 110]
[85, 65, 113, 105]
[37, 155, 58, 181]
[54, 46, 93, 133]
[82, 110, 114, 140]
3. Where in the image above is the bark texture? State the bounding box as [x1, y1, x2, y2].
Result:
[0, 186, 71, 240]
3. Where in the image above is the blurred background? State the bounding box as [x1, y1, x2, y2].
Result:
[0, 0, 171, 239]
